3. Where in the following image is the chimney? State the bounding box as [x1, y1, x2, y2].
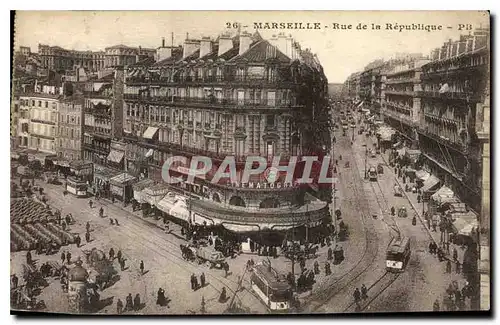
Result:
[452, 42, 459, 57]
[218, 33, 233, 57]
[239, 32, 252, 55]
[457, 41, 467, 55]
[200, 37, 212, 58]
[162, 37, 165, 48]
[275, 33, 287, 57]
[183, 37, 200, 60]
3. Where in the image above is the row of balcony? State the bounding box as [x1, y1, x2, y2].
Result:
[29, 132, 55, 140]
[123, 95, 301, 109]
[385, 78, 421, 85]
[125, 75, 300, 86]
[385, 90, 417, 97]
[419, 90, 480, 101]
[82, 142, 110, 155]
[30, 118, 57, 125]
[417, 126, 468, 154]
[423, 113, 465, 127]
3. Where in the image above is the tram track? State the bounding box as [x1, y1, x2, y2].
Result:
[46, 187, 260, 312]
[303, 126, 383, 313]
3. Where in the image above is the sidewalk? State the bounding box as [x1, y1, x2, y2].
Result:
[379, 151, 466, 265]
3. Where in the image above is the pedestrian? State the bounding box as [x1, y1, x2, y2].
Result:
[120, 258, 126, 271]
[75, 234, 81, 248]
[99, 207, 104, 217]
[327, 247, 333, 260]
[85, 231, 91, 243]
[109, 248, 115, 260]
[110, 219, 114, 225]
[219, 287, 227, 303]
[117, 250, 122, 262]
[133, 293, 141, 311]
[193, 275, 199, 291]
[361, 284, 368, 300]
[433, 299, 440, 311]
[353, 288, 361, 304]
[428, 242, 434, 254]
[86, 221, 90, 232]
[325, 262, 331, 276]
[391, 206, 395, 216]
[61, 221, 67, 231]
[26, 250, 32, 265]
[412, 215, 417, 226]
[191, 273, 196, 291]
[157, 288, 166, 306]
[455, 260, 461, 274]
[67, 252, 72, 264]
[115, 218, 119, 226]
[445, 260, 451, 273]
[125, 293, 133, 312]
[417, 194, 421, 203]
[314, 261, 320, 275]
[89, 199, 93, 208]
[140, 260, 144, 275]
[224, 262, 229, 277]
[11, 274, 18, 289]
[453, 248, 458, 262]
[61, 251, 66, 264]
[116, 298, 123, 314]
[200, 272, 206, 288]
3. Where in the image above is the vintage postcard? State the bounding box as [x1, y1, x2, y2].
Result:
[10, 10, 490, 315]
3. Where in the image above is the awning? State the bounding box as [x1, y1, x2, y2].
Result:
[142, 127, 159, 139]
[392, 141, 402, 149]
[157, 194, 190, 222]
[431, 186, 458, 204]
[110, 173, 136, 185]
[107, 150, 124, 164]
[143, 183, 170, 205]
[416, 170, 430, 181]
[133, 179, 155, 203]
[452, 215, 478, 236]
[145, 149, 154, 158]
[54, 159, 71, 168]
[421, 175, 440, 192]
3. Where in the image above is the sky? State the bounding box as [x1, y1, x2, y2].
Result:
[14, 11, 489, 83]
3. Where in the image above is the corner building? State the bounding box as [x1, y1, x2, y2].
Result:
[123, 31, 330, 237]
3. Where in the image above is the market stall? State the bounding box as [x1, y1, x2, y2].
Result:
[109, 173, 136, 203]
[132, 178, 155, 203]
[92, 166, 120, 198]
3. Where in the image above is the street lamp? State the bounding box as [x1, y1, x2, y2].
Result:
[362, 144, 368, 179]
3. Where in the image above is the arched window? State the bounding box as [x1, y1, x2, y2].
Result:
[229, 196, 245, 207]
[259, 197, 280, 209]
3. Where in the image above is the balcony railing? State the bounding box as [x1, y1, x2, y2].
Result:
[124, 94, 299, 108]
[126, 75, 292, 85]
[418, 126, 468, 154]
[385, 78, 421, 85]
[420, 91, 479, 101]
[385, 90, 416, 96]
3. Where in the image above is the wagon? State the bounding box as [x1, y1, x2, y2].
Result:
[398, 207, 408, 218]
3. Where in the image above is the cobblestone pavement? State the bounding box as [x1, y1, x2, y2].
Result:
[12, 181, 268, 314]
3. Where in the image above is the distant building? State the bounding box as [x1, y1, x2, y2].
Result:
[38, 44, 106, 72]
[57, 95, 84, 161]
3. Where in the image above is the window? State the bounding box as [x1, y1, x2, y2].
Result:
[266, 115, 275, 128]
[237, 91, 245, 106]
[45, 101, 48, 108]
[38, 101, 41, 107]
[267, 91, 276, 106]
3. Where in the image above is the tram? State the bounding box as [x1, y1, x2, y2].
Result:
[386, 237, 411, 272]
[251, 261, 292, 311]
[368, 166, 378, 181]
[66, 176, 88, 197]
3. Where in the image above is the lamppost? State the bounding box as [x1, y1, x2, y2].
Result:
[363, 144, 368, 179]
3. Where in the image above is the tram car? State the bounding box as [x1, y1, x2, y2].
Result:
[386, 237, 411, 273]
[368, 166, 378, 181]
[251, 261, 292, 311]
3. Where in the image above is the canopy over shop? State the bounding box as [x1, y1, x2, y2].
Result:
[132, 178, 155, 203]
[142, 183, 170, 206]
[450, 212, 479, 245]
[92, 166, 120, 197]
[419, 173, 441, 201]
[156, 192, 191, 224]
[109, 173, 137, 202]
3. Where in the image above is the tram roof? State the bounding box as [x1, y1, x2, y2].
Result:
[253, 264, 291, 291]
[388, 237, 410, 253]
